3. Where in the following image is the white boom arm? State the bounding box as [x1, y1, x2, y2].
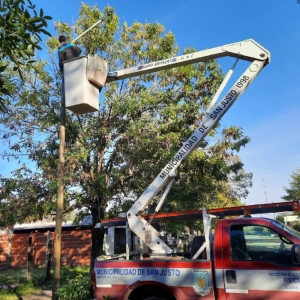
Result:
[107, 39, 270, 254]
[107, 39, 269, 82]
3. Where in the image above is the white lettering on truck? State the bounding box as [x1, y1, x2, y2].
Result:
[160, 136, 198, 180]
[96, 268, 180, 278]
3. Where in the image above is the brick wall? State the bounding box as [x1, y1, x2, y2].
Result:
[0, 229, 12, 269]
[32, 231, 51, 267]
[60, 230, 91, 266]
[10, 232, 28, 268]
[0, 227, 92, 269]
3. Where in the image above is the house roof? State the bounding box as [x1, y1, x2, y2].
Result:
[13, 215, 93, 233]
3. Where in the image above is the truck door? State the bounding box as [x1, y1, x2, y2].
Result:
[222, 222, 300, 300]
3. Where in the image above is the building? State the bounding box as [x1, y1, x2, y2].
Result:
[0, 218, 92, 269]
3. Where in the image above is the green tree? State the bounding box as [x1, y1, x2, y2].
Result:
[0, 3, 252, 266]
[281, 168, 300, 230]
[282, 168, 300, 201]
[276, 213, 286, 223]
[0, 0, 52, 111]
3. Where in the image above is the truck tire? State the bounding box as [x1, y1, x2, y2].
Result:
[142, 297, 167, 300]
[139, 294, 174, 300]
[128, 285, 176, 300]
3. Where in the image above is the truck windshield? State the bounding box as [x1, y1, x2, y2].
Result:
[271, 220, 300, 241]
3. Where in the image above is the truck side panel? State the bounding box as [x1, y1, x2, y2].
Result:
[94, 260, 215, 300]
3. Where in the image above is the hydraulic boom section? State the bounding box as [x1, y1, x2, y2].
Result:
[107, 39, 270, 254]
[107, 39, 270, 82]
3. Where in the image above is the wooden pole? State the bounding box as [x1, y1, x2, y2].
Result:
[52, 79, 65, 299]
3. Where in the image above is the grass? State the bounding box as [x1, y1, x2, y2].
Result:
[0, 281, 41, 300]
[0, 291, 20, 300]
[0, 266, 90, 300]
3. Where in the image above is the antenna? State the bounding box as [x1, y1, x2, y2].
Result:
[262, 178, 268, 204]
[262, 178, 273, 218]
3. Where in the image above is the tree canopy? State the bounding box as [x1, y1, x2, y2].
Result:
[281, 168, 300, 229]
[282, 168, 300, 202]
[0, 0, 52, 111]
[0, 3, 253, 263]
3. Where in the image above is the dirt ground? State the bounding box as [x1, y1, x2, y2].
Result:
[22, 290, 52, 300]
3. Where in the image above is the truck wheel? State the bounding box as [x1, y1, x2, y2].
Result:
[142, 297, 165, 300]
[141, 296, 170, 300]
[128, 285, 176, 300]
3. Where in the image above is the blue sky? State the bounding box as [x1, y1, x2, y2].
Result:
[2, 0, 300, 208]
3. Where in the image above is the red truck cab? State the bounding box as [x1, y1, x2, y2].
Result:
[214, 217, 300, 299]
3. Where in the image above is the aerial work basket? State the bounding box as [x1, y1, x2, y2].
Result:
[63, 55, 108, 114]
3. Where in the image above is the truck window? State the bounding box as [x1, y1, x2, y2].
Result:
[271, 220, 300, 240]
[230, 225, 294, 265]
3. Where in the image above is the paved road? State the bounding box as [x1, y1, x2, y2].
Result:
[22, 290, 52, 300]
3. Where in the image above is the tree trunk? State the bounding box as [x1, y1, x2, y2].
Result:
[90, 207, 105, 271]
[27, 235, 33, 280]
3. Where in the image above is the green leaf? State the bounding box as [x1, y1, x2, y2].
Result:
[0, 64, 8, 72]
[27, 16, 40, 23]
[39, 28, 51, 36]
[23, 50, 34, 56]
[41, 18, 47, 27]
[24, 9, 30, 19]
[19, 50, 27, 59]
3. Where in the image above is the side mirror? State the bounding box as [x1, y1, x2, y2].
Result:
[291, 244, 300, 264]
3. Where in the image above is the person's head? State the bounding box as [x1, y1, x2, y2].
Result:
[59, 35, 67, 43]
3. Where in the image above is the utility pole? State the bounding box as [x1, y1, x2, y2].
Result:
[52, 79, 65, 300]
[52, 20, 104, 300]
